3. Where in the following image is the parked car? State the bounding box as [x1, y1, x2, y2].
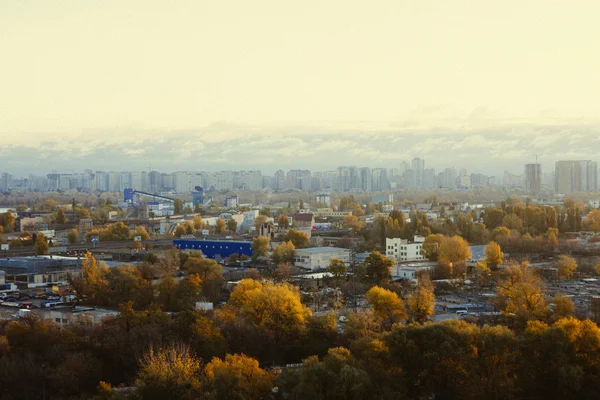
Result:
[18, 296, 30, 301]
[5, 297, 17, 302]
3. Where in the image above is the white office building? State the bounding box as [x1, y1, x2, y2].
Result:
[386, 237, 425, 262]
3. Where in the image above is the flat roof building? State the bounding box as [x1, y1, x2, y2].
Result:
[293, 247, 350, 271]
[173, 239, 252, 261]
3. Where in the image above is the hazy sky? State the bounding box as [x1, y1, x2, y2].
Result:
[2, 1, 600, 175]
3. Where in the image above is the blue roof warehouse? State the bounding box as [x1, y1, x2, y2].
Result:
[173, 239, 252, 261]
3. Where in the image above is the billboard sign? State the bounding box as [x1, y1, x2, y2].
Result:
[0, 244, 8, 251]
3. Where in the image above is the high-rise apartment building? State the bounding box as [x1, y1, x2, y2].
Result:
[524, 164, 542, 194]
[358, 167, 372, 191]
[411, 158, 425, 189]
[438, 168, 457, 189]
[555, 160, 598, 194]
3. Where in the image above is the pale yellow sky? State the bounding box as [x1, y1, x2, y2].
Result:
[2, 0, 600, 138]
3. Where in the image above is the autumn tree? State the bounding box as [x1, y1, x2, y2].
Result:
[343, 215, 364, 232]
[173, 224, 187, 238]
[284, 229, 310, 249]
[494, 260, 546, 320]
[421, 234, 444, 261]
[251, 236, 270, 262]
[55, 207, 67, 224]
[555, 255, 577, 280]
[406, 275, 435, 323]
[272, 241, 295, 265]
[550, 295, 574, 320]
[0, 212, 15, 233]
[184, 255, 223, 302]
[365, 286, 406, 329]
[193, 215, 203, 230]
[253, 215, 268, 231]
[484, 241, 503, 270]
[227, 218, 237, 233]
[222, 279, 311, 341]
[174, 198, 184, 215]
[327, 258, 347, 287]
[204, 353, 274, 399]
[135, 344, 202, 400]
[132, 225, 151, 240]
[67, 228, 79, 244]
[584, 209, 600, 232]
[547, 227, 559, 252]
[215, 218, 227, 234]
[277, 214, 290, 229]
[364, 251, 393, 284]
[35, 232, 49, 255]
[279, 347, 371, 399]
[78, 252, 109, 303]
[438, 235, 471, 277]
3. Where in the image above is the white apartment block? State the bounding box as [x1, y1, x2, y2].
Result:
[386, 237, 425, 262]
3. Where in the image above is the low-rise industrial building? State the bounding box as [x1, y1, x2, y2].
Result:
[0, 256, 82, 286]
[293, 247, 350, 271]
[173, 239, 252, 261]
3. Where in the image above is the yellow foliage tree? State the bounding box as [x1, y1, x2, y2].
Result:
[136, 344, 202, 399]
[272, 241, 295, 265]
[35, 232, 49, 255]
[495, 260, 546, 319]
[484, 241, 503, 270]
[406, 275, 435, 323]
[555, 255, 577, 280]
[226, 279, 311, 339]
[365, 286, 406, 329]
[204, 353, 274, 399]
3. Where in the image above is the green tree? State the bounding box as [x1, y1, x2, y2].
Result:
[364, 251, 393, 284]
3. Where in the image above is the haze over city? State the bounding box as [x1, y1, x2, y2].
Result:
[3, 1, 600, 174]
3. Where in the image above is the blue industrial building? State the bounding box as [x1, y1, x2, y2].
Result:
[173, 239, 253, 261]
